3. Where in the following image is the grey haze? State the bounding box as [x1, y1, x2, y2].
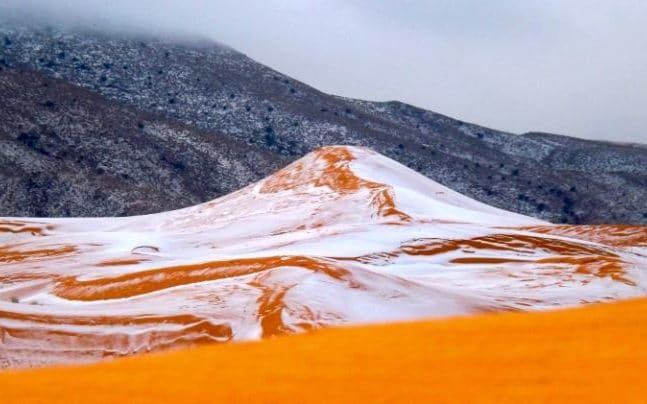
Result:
[1, 0, 646, 143]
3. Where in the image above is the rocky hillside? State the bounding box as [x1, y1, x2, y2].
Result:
[0, 66, 285, 216]
[0, 24, 645, 223]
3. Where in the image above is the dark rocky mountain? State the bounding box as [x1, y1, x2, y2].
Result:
[0, 66, 286, 216]
[1, 24, 645, 223]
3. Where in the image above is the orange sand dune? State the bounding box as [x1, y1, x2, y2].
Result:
[1, 298, 645, 403]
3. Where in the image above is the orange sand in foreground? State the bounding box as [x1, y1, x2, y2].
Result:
[1, 298, 645, 403]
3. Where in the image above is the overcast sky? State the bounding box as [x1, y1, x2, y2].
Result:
[2, 0, 647, 143]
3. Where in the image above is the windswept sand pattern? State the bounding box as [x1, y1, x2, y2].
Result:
[1, 146, 645, 369]
[0, 221, 55, 236]
[521, 225, 647, 248]
[53, 256, 353, 301]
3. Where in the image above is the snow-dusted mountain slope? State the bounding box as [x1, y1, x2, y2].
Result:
[0, 146, 645, 369]
[1, 24, 646, 223]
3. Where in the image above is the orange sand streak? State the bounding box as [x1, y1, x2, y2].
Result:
[521, 224, 647, 247]
[450, 257, 532, 264]
[0, 245, 76, 264]
[249, 277, 293, 338]
[0, 311, 228, 327]
[96, 258, 151, 266]
[0, 298, 645, 403]
[0, 221, 54, 236]
[54, 256, 352, 301]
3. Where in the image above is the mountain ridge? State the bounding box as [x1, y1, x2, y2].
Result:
[0, 23, 646, 223]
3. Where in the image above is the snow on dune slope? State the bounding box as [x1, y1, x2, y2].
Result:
[0, 146, 645, 369]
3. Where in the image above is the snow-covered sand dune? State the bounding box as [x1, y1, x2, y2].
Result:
[1, 146, 645, 368]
